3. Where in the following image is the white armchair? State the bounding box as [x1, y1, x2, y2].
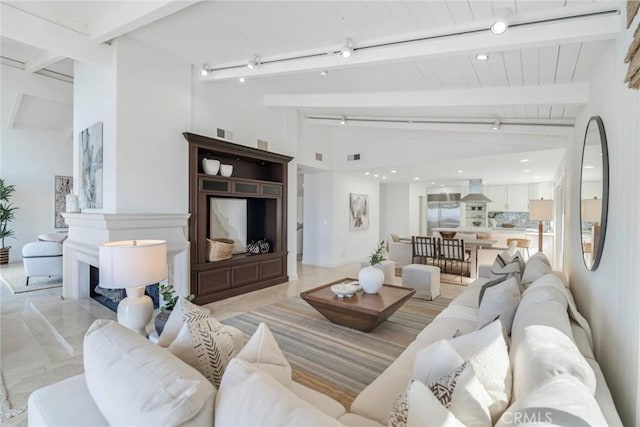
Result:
[22, 241, 63, 286]
[387, 235, 413, 267]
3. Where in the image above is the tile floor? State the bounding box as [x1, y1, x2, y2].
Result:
[0, 262, 467, 426]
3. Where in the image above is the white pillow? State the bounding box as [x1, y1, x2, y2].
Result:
[521, 257, 553, 287]
[236, 322, 292, 389]
[168, 314, 237, 388]
[412, 340, 493, 427]
[528, 251, 551, 267]
[215, 359, 343, 427]
[157, 297, 210, 347]
[510, 325, 596, 400]
[490, 253, 521, 282]
[448, 319, 512, 422]
[84, 319, 215, 426]
[495, 375, 607, 427]
[390, 380, 466, 427]
[477, 277, 521, 337]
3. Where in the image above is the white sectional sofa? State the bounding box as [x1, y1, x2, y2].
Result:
[29, 253, 621, 426]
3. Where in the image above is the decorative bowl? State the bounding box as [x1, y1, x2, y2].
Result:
[440, 232, 456, 239]
[331, 283, 359, 298]
[220, 164, 233, 177]
[472, 221, 481, 226]
[202, 158, 220, 175]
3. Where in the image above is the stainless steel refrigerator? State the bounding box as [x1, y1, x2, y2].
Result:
[427, 193, 461, 235]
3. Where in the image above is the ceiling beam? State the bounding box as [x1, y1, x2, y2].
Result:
[6, 93, 24, 130]
[89, 1, 201, 43]
[24, 52, 66, 74]
[0, 3, 113, 67]
[203, 12, 619, 81]
[265, 83, 588, 109]
[1, 65, 73, 105]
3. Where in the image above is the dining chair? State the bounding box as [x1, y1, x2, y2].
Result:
[506, 238, 531, 259]
[439, 238, 470, 281]
[411, 236, 438, 266]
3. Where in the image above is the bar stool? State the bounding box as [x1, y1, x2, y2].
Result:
[506, 238, 531, 258]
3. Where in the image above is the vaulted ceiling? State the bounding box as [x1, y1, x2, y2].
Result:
[0, 0, 623, 185]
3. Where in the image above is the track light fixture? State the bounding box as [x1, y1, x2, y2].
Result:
[340, 39, 354, 58]
[246, 56, 259, 70]
[491, 8, 512, 35]
[492, 120, 501, 131]
[340, 116, 346, 125]
[200, 64, 210, 76]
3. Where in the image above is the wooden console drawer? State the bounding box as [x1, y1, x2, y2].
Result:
[232, 262, 260, 287]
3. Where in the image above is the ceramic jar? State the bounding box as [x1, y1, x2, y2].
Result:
[202, 158, 221, 175]
[358, 265, 384, 294]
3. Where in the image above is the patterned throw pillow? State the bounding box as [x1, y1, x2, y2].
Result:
[389, 381, 411, 427]
[490, 253, 522, 286]
[478, 276, 507, 305]
[428, 362, 469, 408]
[168, 300, 238, 388]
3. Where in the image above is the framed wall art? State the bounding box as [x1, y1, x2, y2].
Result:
[54, 176, 73, 228]
[79, 121, 103, 210]
[349, 193, 369, 231]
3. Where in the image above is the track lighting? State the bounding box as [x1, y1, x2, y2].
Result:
[340, 39, 354, 58]
[200, 64, 210, 76]
[246, 56, 259, 70]
[492, 120, 501, 131]
[491, 8, 512, 35]
[340, 116, 346, 125]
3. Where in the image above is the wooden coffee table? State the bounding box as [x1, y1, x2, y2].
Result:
[300, 278, 416, 332]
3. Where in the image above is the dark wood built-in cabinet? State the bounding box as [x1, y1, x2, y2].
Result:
[184, 132, 292, 304]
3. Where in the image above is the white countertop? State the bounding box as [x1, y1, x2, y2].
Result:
[433, 227, 554, 236]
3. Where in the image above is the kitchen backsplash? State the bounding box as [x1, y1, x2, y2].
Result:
[487, 211, 540, 229]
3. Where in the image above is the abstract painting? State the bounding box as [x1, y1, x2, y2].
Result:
[349, 193, 369, 231]
[210, 198, 247, 254]
[79, 122, 103, 210]
[54, 176, 73, 228]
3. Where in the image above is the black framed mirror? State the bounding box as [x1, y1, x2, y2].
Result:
[580, 116, 609, 270]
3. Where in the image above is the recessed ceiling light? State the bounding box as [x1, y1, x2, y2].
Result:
[583, 165, 594, 169]
[534, 176, 541, 181]
[520, 158, 529, 163]
[475, 53, 489, 61]
[239, 77, 246, 83]
[320, 70, 328, 76]
[390, 170, 397, 173]
[523, 169, 531, 173]
[440, 184, 445, 187]
[364, 172, 370, 175]
[382, 176, 387, 180]
[413, 177, 420, 181]
[374, 174, 379, 178]
[430, 182, 436, 185]
[457, 170, 463, 173]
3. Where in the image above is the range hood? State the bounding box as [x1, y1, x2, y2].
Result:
[460, 179, 492, 203]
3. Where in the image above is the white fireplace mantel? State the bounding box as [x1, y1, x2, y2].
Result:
[61, 213, 191, 300]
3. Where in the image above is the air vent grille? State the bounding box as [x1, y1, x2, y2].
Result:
[347, 153, 361, 161]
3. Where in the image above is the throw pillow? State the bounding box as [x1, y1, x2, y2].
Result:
[478, 276, 507, 305]
[448, 319, 512, 423]
[412, 340, 464, 384]
[495, 375, 607, 427]
[390, 380, 466, 427]
[510, 325, 596, 400]
[215, 358, 343, 427]
[528, 251, 551, 267]
[489, 253, 522, 284]
[168, 314, 237, 388]
[84, 320, 216, 426]
[521, 257, 553, 287]
[236, 322, 292, 389]
[157, 296, 210, 347]
[477, 277, 521, 337]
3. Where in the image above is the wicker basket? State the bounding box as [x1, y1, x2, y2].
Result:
[207, 238, 234, 262]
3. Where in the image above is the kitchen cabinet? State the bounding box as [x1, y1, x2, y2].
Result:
[528, 182, 554, 202]
[486, 184, 528, 212]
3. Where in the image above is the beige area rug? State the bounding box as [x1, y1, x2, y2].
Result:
[0, 372, 24, 422]
[0, 262, 62, 294]
[222, 295, 452, 408]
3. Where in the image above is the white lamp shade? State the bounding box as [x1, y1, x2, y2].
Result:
[529, 199, 554, 221]
[99, 240, 167, 289]
[582, 198, 602, 223]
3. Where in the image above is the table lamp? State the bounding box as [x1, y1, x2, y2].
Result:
[529, 198, 553, 253]
[99, 240, 167, 336]
[581, 197, 602, 261]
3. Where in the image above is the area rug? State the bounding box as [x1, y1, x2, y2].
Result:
[221, 295, 451, 408]
[0, 262, 62, 294]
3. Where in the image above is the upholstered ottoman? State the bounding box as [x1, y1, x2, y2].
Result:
[402, 264, 440, 300]
[361, 260, 396, 285]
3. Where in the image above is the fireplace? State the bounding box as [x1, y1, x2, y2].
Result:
[61, 213, 190, 300]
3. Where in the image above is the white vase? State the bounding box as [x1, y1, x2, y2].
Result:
[202, 158, 220, 175]
[358, 265, 384, 294]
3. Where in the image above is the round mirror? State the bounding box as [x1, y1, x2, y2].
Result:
[580, 116, 609, 270]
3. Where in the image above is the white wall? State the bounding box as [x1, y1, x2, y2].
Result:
[380, 183, 410, 238]
[564, 18, 640, 426]
[1, 66, 73, 261]
[304, 172, 379, 267]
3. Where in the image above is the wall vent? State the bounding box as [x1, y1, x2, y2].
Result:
[347, 153, 361, 161]
[216, 128, 233, 140]
[315, 152, 323, 161]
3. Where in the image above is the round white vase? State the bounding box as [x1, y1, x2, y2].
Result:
[358, 265, 384, 294]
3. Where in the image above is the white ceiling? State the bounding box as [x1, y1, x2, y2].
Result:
[0, 0, 624, 185]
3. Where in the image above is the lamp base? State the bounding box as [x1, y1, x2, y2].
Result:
[117, 286, 153, 337]
[538, 221, 544, 253]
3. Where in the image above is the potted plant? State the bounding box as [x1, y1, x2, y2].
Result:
[0, 179, 18, 265]
[155, 284, 195, 335]
[358, 241, 386, 294]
